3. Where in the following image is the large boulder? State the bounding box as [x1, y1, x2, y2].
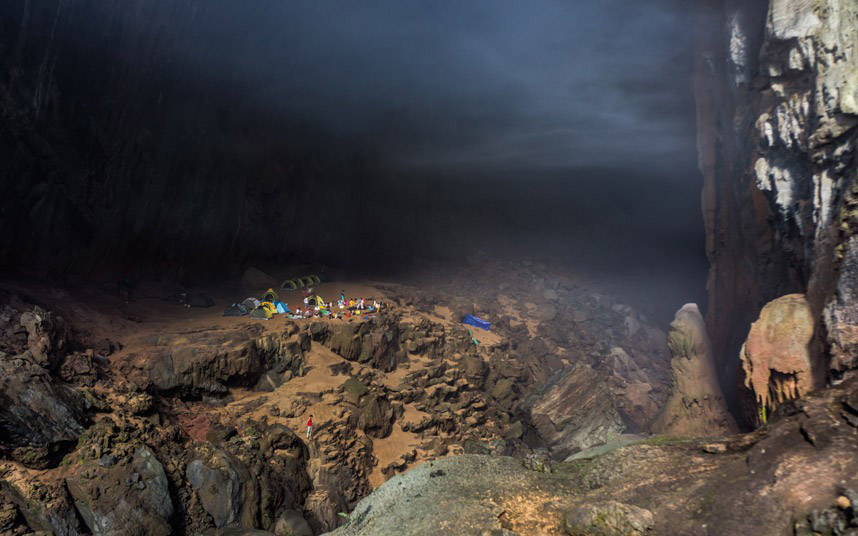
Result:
[66, 446, 174, 536]
[186, 424, 311, 532]
[650, 304, 737, 436]
[0, 352, 89, 468]
[355, 395, 394, 438]
[19, 305, 68, 371]
[740, 294, 818, 418]
[304, 488, 348, 534]
[316, 316, 405, 372]
[274, 509, 313, 536]
[0, 304, 27, 356]
[186, 448, 258, 529]
[522, 364, 624, 459]
[325, 455, 582, 536]
[115, 325, 302, 396]
[1, 479, 85, 536]
[605, 346, 664, 431]
[242, 267, 279, 290]
[563, 501, 654, 536]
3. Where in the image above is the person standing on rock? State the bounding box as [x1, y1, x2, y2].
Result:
[306, 415, 313, 440]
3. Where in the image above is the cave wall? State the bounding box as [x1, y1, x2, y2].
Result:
[695, 0, 858, 421]
[0, 0, 369, 283]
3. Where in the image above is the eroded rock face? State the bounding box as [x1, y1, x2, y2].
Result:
[66, 446, 174, 536]
[741, 294, 817, 417]
[651, 304, 737, 436]
[312, 315, 405, 372]
[326, 373, 858, 536]
[522, 364, 624, 459]
[19, 306, 68, 371]
[186, 449, 258, 529]
[696, 0, 858, 421]
[825, 235, 858, 372]
[114, 325, 303, 396]
[0, 352, 89, 468]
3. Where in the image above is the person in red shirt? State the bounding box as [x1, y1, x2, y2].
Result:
[306, 415, 313, 440]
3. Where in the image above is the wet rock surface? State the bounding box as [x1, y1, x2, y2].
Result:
[696, 0, 858, 422]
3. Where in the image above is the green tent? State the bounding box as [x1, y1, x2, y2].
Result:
[262, 288, 279, 302]
[281, 279, 299, 290]
[250, 307, 273, 319]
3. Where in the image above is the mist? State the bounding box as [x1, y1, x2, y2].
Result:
[2, 0, 705, 321]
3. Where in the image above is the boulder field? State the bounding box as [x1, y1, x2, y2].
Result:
[0, 259, 680, 535]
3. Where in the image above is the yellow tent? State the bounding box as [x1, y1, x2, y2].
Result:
[308, 296, 327, 308]
[262, 288, 279, 302]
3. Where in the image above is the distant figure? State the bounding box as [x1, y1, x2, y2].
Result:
[341, 290, 346, 302]
[306, 415, 313, 439]
[118, 276, 136, 302]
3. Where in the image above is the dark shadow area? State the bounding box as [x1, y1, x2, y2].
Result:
[0, 0, 705, 323]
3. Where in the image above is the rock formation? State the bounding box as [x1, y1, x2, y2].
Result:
[327, 373, 858, 535]
[66, 446, 174, 536]
[0, 1, 370, 281]
[740, 293, 817, 419]
[650, 304, 737, 436]
[522, 364, 625, 459]
[0, 351, 90, 468]
[695, 0, 858, 421]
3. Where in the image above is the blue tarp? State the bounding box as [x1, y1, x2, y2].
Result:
[462, 314, 491, 331]
[274, 301, 291, 314]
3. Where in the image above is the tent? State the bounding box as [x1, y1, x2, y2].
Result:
[274, 301, 291, 314]
[259, 301, 277, 314]
[307, 295, 327, 308]
[291, 278, 305, 289]
[250, 307, 273, 319]
[463, 314, 491, 331]
[262, 288, 279, 303]
[242, 297, 261, 310]
[308, 275, 321, 284]
[281, 279, 300, 291]
[300, 276, 314, 287]
[223, 303, 249, 316]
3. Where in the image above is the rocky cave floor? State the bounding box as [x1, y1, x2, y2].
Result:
[1, 260, 857, 536]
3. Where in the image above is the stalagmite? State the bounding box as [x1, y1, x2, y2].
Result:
[650, 303, 737, 436]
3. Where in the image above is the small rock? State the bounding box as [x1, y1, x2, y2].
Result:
[98, 455, 117, 467]
[702, 443, 727, 454]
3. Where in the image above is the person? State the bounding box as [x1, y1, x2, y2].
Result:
[306, 415, 313, 439]
[341, 290, 346, 303]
